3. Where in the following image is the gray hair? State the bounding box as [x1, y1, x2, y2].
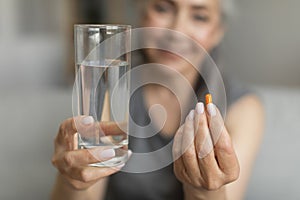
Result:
[220, 0, 236, 22]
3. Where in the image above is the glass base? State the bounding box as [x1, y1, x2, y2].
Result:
[89, 152, 128, 167]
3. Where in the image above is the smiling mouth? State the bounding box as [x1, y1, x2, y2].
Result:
[157, 48, 195, 62]
[157, 49, 182, 59]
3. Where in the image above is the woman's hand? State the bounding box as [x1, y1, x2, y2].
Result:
[52, 116, 127, 190]
[173, 102, 240, 192]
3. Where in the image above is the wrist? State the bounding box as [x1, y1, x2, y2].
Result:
[51, 173, 91, 200]
[183, 184, 227, 200]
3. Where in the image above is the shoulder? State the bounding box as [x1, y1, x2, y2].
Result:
[228, 94, 264, 118]
[225, 94, 265, 136]
[224, 79, 253, 107]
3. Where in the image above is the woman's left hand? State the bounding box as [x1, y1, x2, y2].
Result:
[173, 102, 240, 191]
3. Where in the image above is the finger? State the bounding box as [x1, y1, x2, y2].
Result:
[55, 116, 93, 152]
[99, 121, 127, 136]
[56, 116, 89, 142]
[75, 116, 98, 139]
[206, 103, 239, 175]
[172, 125, 184, 161]
[78, 116, 128, 135]
[194, 102, 214, 159]
[59, 117, 127, 139]
[78, 121, 128, 138]
[194, 103, 220, 180]
[76, 119, 127, 145]
[59, 117, 79, 137]
[174, 157, 193, 185]
[97, 122, 128, 145]
[181, 110, 202, 185]
[67, 164, 125, 183]
[53, 148, 112, 170]
[173, 125, 189, 183]
[61, 147, 116, 167]
[206, 103, 224, 144]
[55, 117, 80, 151]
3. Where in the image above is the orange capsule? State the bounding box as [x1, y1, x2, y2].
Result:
[205, 94, 213, 104]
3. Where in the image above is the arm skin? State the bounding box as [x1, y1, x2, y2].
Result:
[51, 175, 108, 200]
[225, 94, 264, 200]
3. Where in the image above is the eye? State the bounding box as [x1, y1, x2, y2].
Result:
[193, 15, 209, 22]
[153, 2, 172, 13]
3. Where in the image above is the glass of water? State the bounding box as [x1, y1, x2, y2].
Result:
[73, 24, 131, 167]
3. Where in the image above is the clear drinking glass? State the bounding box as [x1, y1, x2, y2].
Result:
[74, 24, 131, 167]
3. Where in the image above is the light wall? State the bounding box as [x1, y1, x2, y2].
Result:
[222, 0, 300, 87]
[0, 0, 72, 90]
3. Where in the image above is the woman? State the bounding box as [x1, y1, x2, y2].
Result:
[51, 0, 264, 199]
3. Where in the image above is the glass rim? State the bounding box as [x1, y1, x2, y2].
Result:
[74, 24, 131, 29]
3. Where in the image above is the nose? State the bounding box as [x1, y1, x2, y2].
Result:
[171, 15, 185, 32]
[168, 12, 190, 41]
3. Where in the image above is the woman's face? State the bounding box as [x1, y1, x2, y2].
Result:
[142, 0, 224, 75]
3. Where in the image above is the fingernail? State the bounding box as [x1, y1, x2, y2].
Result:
[99, 149, 115, 159]
[82, 116, 94, 125]
[187, 110, 195, 121]
[128, 150, 133, 157]
[196, 102, 204, 114]
[207, 103, 216, 117]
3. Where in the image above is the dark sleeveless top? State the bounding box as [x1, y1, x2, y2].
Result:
[104, 53, 251, 200]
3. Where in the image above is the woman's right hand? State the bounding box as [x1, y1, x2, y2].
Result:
[51, 116, 127, 190]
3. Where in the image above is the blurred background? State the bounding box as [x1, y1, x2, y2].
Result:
[0, 0, 299, 199]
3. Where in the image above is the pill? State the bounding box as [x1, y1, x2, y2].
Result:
[205, 94, 212, 104]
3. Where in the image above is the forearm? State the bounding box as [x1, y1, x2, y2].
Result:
[183, 184, 227, 200]
[51, 173, 104, 200]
